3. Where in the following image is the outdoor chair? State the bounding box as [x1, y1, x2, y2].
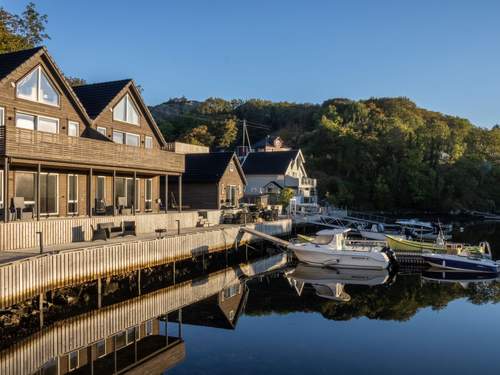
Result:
[117, 196, 127, 215]
[11, 197, 25, 221]
[95, 198, 106, 215]
[91, 224, 107, 241]
[123, 221, 137, 236]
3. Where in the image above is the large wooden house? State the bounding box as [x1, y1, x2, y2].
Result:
[0, 47, 184, 222]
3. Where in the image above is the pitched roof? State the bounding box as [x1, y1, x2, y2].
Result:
[184, 152, 244, 183]
[73, 79, 131, 119]
[0, 46, 43, 81]
[242, 150, 300, 175]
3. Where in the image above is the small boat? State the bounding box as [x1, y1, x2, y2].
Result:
[359, 223, 406, 241]
[396, 219, 453, 241]
[288, 229, 395, 270]
[285, 264, 392, 301]
[422, 252, 500, 274]
[386, 235, 491, 258]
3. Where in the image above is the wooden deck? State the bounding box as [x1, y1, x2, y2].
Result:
[2, 126, 185, 173]
[0, 210, 222, 251]
[0, 253, 288, 375]
[0, 219, 292, 308]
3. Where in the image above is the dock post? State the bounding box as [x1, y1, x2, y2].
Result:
[138, 269, 141, 296]
[176, 219, 181, 235]
[37, 231, 43, 253]
[178, 308, 183, 338]
[39, 293, 44, 328]
[97, 278, 102, 309]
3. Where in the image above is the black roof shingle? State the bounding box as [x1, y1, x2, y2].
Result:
[73, 79, 131, 119]
[242, 150, 299, 175]
[184, 152, 239, 183]
[0, 46, 43, 81]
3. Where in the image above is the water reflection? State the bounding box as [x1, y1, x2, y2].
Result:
[285, 264, 392, 301]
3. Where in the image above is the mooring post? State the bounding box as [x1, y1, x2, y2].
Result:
[36, 231, 43, 253]
[176, 219, 181, 235]
[97, 278, 102, 309]
[39, 293, 44, 328]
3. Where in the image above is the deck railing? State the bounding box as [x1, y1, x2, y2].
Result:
[2, 126, 184, 173]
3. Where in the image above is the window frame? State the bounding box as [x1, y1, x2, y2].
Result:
[39, 172, 59, 216]
[15, 171, 36, 206]
[0, 106, 4, 126]
[135, 179, 140, 212]
[145, 319, 153, 336]
[112, 94, 140, 125]
[96, 176, 106, 202]
[0, 170, 3, 209]
[97, 126, 107, 137]
[112, 130, 141, 147]
[15, 111, 59, 134]
[68, 121, 79, 137]
[95, 339, 106, 358]
[16, 65, 60, 107]
[145, 136, 153, 149]
[67, 174, 78, 215]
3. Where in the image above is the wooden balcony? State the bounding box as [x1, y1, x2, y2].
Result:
[0, 126, 184, 173]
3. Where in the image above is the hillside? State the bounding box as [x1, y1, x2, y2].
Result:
[150, 97, 500, 213]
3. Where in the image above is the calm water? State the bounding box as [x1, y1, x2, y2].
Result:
[2, 222, 500, 375]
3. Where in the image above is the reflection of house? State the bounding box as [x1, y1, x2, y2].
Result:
[242, 150, 317, 204]
[41, 317, 184, 374]
[0, 47, 184, 222]
[169, 152, 246, 209]
[253, 135, 290, 152]
[173, 282, 248, 329]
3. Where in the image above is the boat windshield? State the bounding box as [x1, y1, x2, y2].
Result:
[312, 235, 335, 245]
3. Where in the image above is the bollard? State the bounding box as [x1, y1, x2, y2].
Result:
[36, 231, 43, 253]
[176, 219, 181, 235]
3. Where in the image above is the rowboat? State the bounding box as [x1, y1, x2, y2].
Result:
[385, 235, 489, 255]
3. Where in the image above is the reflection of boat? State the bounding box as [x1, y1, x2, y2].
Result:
[285, 264, 391, 301]
[289, 229, 394, 270]
[422, 253, 500, 274]
[422, 270, 499, 285]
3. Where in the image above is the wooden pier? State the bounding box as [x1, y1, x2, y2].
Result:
[0, 219, 292, 309]
[0, 253, 288, 375]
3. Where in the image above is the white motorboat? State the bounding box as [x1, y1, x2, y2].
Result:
[288, 229, 395, 270]
[359, 223, 406, 241]
[285, 264, 392, 301]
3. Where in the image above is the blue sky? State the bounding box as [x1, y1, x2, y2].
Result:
[3, 0, 500, 127]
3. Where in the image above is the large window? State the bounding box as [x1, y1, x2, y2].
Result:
[0, 107, 4, 126]
[113, 131, 140, 147]
[145, 136, 153, 149]
[135, 179, 140, 212]
[96, 339, 106, 358]
[113, 94, 139, 125]
[96, 176, 105, 202]
[15, 172, 36, 205]
[145, 178, 152, 211]
[39, 173, 58, 215]
[0, 170, 3, 209]
[68, 121, 79, 137]
[225, 185, 237, 207]
[116, 177, 135, 208]
[68, 175, 78, 214]
[16, 112, 58, 134]
[68, 350, 79, 372]
[16, 66, 60, 106]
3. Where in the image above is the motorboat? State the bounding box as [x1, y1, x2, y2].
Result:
[386, 235, 491, 256]
[288, 229, 395, 270]
[422, 253, 500, 274]
[359, 223, 406, 241]
[285, 264, 392, 301]
[396, 218, 452, 241]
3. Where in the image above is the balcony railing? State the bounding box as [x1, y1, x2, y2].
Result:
[2, 126, 184, 173]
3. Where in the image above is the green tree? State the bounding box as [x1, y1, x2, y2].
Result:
[180, 125, 215, 147]
[279, 188, 295, 207]
[0, 2, 49, 53]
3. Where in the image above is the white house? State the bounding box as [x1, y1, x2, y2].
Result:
[242, 150, 317, 204]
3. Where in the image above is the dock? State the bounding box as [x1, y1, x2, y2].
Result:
[239, 226, 290, 247]
[0, 219, 292, 309]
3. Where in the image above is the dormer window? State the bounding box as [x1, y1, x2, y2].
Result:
[113, 94, 139, 125]
[16, 66, 60, 106]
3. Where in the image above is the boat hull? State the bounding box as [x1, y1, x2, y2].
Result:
[359, 231, 404, 241]
[422, 254, 500, 274]
[386, 235, 444, 253]
[288, 244, 390, 270]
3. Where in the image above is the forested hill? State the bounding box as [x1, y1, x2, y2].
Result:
[150, 97, 500, 213]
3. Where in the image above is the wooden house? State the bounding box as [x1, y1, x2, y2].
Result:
[0, 47, 184, 222]
[242, 150, 317, 204]
[169, 152, 246, 210]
